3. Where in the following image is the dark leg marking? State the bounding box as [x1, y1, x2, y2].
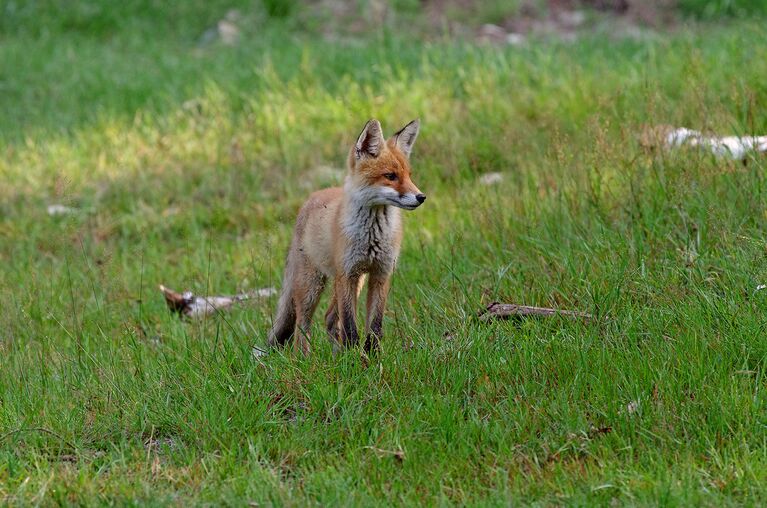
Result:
[340, 299, 359, 347]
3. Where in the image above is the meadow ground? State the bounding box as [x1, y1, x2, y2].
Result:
[3, 2, 767, 505]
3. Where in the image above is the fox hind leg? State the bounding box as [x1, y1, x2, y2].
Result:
[292, 266, 326, 355]
[267, 286, 296, 349]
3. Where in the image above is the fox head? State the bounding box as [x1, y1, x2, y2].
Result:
[346, 119, 426, 210]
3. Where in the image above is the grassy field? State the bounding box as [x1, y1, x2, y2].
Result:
[3, 1, 767, 505]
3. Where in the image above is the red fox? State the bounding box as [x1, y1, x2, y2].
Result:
[268, 119, 426, 355]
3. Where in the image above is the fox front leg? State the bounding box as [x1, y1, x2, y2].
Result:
[365, 273, 390, 354]
[335, 274, 361, 348]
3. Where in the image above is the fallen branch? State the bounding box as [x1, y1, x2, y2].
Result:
[641, 124, 767, 161]
[477, 302, 592, 322]
[159, 284, 276, 319]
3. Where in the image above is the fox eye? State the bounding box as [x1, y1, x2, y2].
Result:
[384, 172, 397, 181]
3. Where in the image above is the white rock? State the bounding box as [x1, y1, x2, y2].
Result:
[478, 24, 508, 44]
[506, 33, 526, 46]
[557, 10, 586, 28]
[47, 204, 76, 216]
[479, 172, 504, 186]
[217, 20, 240, 46]
[251, 346, 269, 359]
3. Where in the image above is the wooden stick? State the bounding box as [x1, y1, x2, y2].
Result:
[159, 284, 276, 319]
[477, 302, 592, 322]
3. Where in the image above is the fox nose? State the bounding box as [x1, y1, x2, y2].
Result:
[416, 194, 426, 204]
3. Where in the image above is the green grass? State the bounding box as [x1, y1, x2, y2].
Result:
[4, 2, 767, 505]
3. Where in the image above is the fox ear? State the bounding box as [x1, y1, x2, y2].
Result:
[391, 119, 420, 158]
[355, 119, 384, 159]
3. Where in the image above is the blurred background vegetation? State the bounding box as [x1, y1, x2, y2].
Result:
[3, 0, 767, 37]
[2, 0, 765, 141]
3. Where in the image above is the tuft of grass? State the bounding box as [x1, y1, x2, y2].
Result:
[3, 2, 767, 505]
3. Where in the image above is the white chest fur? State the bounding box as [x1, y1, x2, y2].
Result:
[341, 202, 401, 276]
